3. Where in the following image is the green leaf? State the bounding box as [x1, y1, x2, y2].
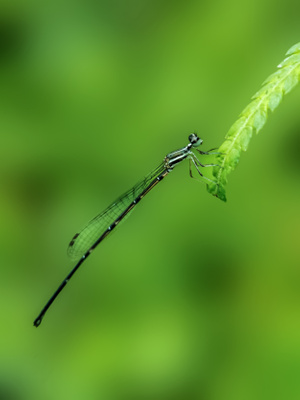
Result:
[239, 126, 253, 151]
[207, 42, 300, 201]
[268, 89, 283, 112]
[286, 42, 300, 55]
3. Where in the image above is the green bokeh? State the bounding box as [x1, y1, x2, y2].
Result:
[1, 1, 300, 399]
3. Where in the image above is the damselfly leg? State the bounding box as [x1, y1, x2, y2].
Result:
[189, 153, 222, 184]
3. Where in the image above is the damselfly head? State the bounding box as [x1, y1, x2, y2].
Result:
[189, 133, 203, 147]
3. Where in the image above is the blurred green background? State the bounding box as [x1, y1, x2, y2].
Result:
[1, 1, 300, 399]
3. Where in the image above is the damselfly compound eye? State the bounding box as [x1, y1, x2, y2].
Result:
[189, 133, 203, 147]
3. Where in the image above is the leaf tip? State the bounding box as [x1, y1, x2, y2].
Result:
[206, 182, 227, 202]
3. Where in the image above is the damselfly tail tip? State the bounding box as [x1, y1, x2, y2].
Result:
[33, 317, 42, 327]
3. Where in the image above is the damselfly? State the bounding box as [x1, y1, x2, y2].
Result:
[34, 133, 218, 327]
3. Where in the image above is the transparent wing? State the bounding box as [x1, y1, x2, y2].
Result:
[67, 162, 166, 260]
